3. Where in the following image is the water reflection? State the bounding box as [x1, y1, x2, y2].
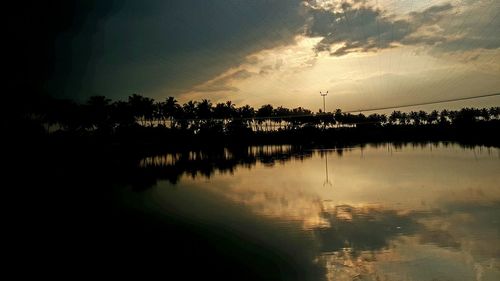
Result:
[135, 145, 311, 186]
[125, 143, 500, 280]
[322, 151, 332, 187]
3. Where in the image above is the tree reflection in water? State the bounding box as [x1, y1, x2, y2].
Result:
[130, 142, 500, 281]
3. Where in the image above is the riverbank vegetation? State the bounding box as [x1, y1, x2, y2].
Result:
[7, 94, 500, 148]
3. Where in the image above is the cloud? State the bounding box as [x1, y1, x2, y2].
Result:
[259, 65, 274, 75]
[47, 0, 499, 102]
[409, 3, 454, 26]
[303, 1, 500, 57]
[275, 58, 284, 70]
[48, 0, 307, 101]
[430, 1, 500, 54]
[307, 5, 407, 55]
[181, 35, 325, 104]
[193, 70, 255, 92]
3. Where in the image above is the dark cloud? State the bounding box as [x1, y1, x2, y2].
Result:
[307, 2, 486, 56]
[401, 34, 448, 46]
[431, 7, 500, 54]
[47, 0, 306, 101]
[409, 3, 454, 26]
[410, 1, 500, 55]
[308, 5, 408, 55]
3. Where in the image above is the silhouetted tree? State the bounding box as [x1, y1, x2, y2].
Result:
[389, 111, 401, 125]
[439, 109, 450, 124]
[256, 104, 274, 131]
[418, 111, 428, 125]
[489, 107, 500, 119]
[111, 101, 135, 128]
[214, 101, 236, 120]
[454, 108, 477, 127]
[86, 95, 112, 132]
[180, 101, 197, 130]
[480, 108, 490, 121]
[196, 99, 213, 120]
[428, 110, 439, 124]
[128, 94, 154, 126]
[163, 97, 181, 128]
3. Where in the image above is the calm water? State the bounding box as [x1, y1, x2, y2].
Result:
[114, 143, 500, 281]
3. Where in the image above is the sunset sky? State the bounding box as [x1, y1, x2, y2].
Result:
[48, 0, 500, 111]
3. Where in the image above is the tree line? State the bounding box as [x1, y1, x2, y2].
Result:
[25, 94, 500, 134]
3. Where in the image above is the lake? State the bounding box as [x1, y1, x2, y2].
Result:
[107, 142, 500, 280]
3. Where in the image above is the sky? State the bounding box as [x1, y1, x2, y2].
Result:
[43, 0, 500, 111]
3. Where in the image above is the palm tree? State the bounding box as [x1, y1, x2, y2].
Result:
[154, 101, 166, 127]
[128, 94, 155, 126]
[489, 107, 500, 119]
[418, 111, 428, 125]
[389, 111, 401, 125]
[181, 101, 197, 130]
[256, 104, 274, 131]
[182, 101, 197, 118]
[291, 107, 313, 129]
[447, 110, 458, 124]
[409, 111, 420, 125]
[224, 101, 237, 119]
[439, 109, 449, 125]
[196, 99, 213, 120]
[428, 110, 439, 124]
[273, 106, 290, 130]
[400, 112, 409, 125]
[214, 101, 236, 120]
[334, 109, 343, 127]
[237, 105, 255, 130]
[86, 95, 111, 131]
[454, 108, 478, 126]
[480, 108, 490, 121]
[163, 97, 180, 128]
[366, 113, 386, 127]
[111, 101, 135, 128]
[237, 105, 255, 117]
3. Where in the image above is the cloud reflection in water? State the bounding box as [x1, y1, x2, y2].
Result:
[145, 143, 500, 280]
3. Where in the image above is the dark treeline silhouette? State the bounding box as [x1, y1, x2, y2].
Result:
[8, 93, 500, 148]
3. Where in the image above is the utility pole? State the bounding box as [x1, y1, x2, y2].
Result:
[320, 91, 328, 113]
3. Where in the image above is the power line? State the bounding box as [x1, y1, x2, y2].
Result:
[344, 92, 500, 113]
